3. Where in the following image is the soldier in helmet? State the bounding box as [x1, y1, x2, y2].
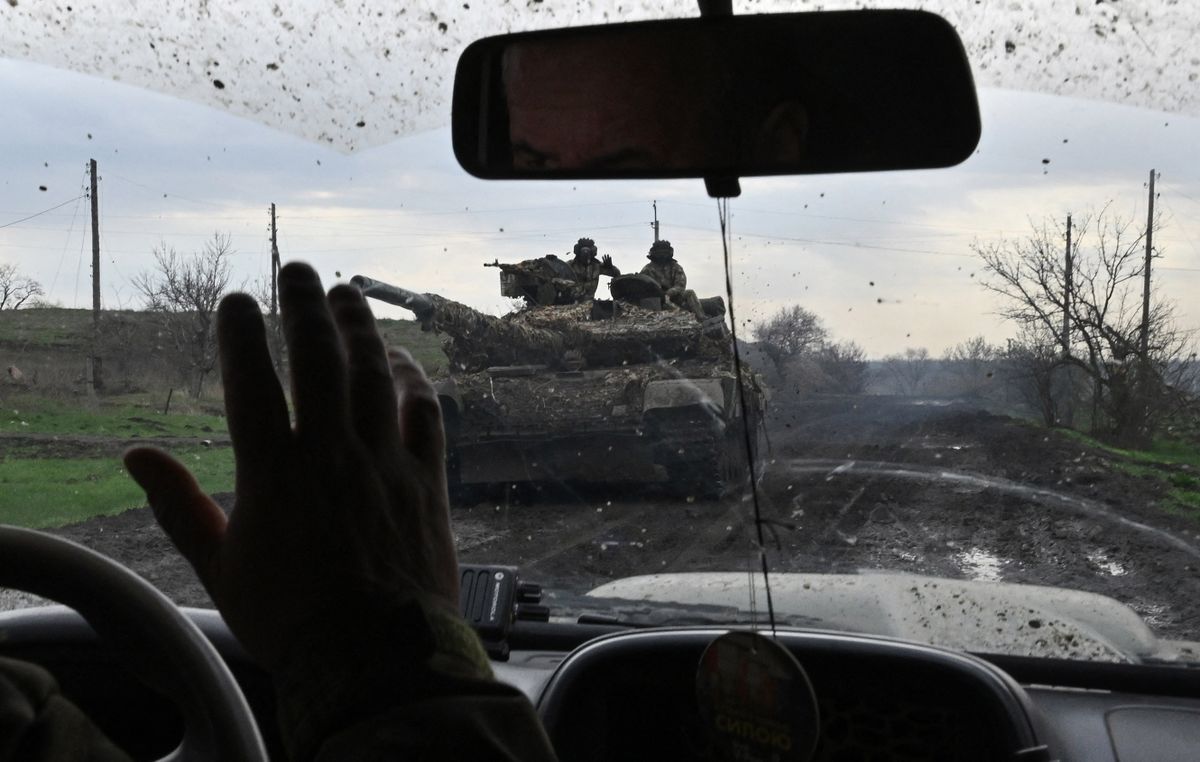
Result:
[562, 237, 620, 301]
[640, 240, 706, 320]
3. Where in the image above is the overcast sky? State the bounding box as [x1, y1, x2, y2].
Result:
[2, 57, 1198, 358]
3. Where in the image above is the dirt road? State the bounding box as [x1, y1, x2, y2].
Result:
[12, 395, 1200, 642]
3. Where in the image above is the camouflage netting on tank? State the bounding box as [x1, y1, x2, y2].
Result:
[426, 294, 564, 372]
[424, 294, 731, 373]
[504, 302, 731, 368]
[503, 302, 595, 329]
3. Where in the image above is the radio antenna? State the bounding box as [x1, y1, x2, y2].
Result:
[716, 197, 776, 636]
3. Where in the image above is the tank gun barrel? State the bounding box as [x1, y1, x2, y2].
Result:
[351, 272, 567, 370]
[350, 275, 434, 321]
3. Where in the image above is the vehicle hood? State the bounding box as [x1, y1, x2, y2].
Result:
[586, 572, 1200, 664]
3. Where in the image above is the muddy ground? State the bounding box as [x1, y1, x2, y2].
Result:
[7, 395, 1200, 643]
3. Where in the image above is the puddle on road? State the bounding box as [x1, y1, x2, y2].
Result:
[598, 540, 646, 551]
[1132, 601, 1172, 630]
[1087, 549, 1128, 577]
[956, 546, 1006, 582]
[825, 462, 855, 481]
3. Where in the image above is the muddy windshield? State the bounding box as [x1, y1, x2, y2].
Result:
[3, 32, 1200, 666]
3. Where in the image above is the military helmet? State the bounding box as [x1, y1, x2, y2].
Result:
[573, 237, 597, 257]
[647, 239, 674, 260]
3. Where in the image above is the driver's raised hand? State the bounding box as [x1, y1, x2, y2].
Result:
[122, 263, 509, 758]
[120, 264, 556, 762]
[125, 262, 463, 667]
[126, 261, 459, 665]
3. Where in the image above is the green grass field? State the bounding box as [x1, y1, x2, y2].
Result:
[0, 306, 447, 380]
[0, 304, 453, 529]
[0, 446, 234, 529]
[2, 394, 228, 437]
[0, 307, 98, 348]
[0, 394, 235, 528]
[1058, 429, 1200, 520]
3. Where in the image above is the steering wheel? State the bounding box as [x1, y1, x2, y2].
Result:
[0, 525, 268, 761]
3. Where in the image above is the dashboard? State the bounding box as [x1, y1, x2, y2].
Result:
[2, 606, 1200, 761]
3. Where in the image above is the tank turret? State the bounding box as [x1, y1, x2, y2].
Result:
[352, 273, 729, 373]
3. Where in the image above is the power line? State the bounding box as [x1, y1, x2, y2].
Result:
[661, 199, 1026, 236]
[671, 222, 976, 260]
[1155, 197, 1200, 263]
[73, 214, 87, 309]
[1158, 180, 1200, 213]
[105, 172, 253, 211]
[48, 169, 89, 296]
[104, 172, 651, 219]
[0, 195, 86, 229]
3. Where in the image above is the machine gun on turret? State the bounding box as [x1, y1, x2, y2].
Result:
[485, 255, 579, 306]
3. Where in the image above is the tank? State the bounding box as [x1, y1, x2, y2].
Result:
[351, 262, 765, 499]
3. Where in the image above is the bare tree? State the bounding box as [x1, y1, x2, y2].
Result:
[996, 327, 1063, 426]
[882, 347, 931, 396]
[752, 305, 828, 379]
[0, 263, 45, 310]
[942, 335, 1000, 399]
[975, 207, 1195, 445]
[133, 233, 234, 397]
[815, 340, 869, 394]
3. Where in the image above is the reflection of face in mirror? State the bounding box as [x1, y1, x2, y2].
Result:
[501, 31, 809, 172]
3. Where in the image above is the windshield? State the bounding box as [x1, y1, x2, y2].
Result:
[2, 6, 1199, 667]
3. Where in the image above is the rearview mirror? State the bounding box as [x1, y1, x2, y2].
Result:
[452, 10, 981, 182]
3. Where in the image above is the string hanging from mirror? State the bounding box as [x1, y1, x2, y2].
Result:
[717, 196, 777, 637]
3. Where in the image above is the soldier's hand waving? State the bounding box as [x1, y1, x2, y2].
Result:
[124, 262, 459, 673]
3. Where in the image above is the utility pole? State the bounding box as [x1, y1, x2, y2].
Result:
[270, 203, 279, 318]
[90, 159, 100, 327]
[652, 200, 660, 242]
[268, 203, 283, 373]
[1059, 213, 1074, 427]
[1130, 169, 1157, 443]
[88, 159, 102, 393]
[1062, 214, 1072, 356]
[1139, 169, 1155, 362]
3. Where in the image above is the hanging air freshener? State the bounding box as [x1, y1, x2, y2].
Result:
[695, 631, 820, 762]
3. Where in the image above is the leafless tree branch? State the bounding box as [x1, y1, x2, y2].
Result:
[0, 263, 45, 310]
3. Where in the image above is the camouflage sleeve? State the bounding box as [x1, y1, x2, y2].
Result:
[0, 609, 555, 762]
[276, 595, 558, 762]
